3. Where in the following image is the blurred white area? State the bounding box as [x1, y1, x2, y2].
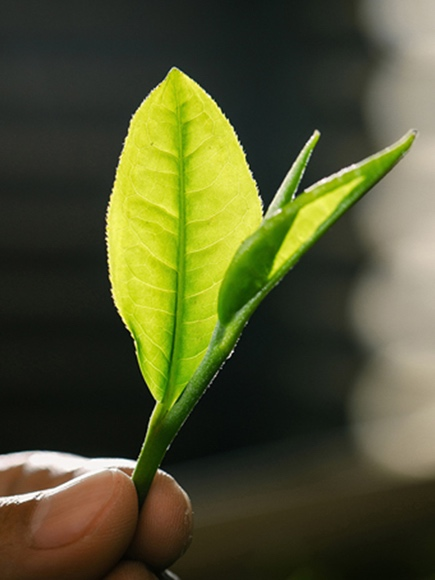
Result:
[350, 0, 435, 476]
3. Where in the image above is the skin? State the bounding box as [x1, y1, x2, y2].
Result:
[0, 451, 193, 580]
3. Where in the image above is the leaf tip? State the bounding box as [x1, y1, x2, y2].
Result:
[385, 128, 418, 162]
[166, 66, 189, 84]
[311, 129, 321, 142]
[405, 128, 418, 146]
[167, 66, 182, 76]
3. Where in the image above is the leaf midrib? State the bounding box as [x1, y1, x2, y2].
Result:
[163, 79, 187, 407]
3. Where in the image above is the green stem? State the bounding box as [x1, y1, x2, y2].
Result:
[132, 317, 245, 506]
[132, 275, 281, 507]
[131, 403, 170, 506]
[131, 290, 272, 507]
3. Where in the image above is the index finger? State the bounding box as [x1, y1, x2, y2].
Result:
[0, 451, 137, 495]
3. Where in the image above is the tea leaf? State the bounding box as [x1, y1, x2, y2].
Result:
[107, 68, 262, 406]
[218, 199, 298, 324]
[269, 130, 416, 282]
[218, 131, 320, 323]
[218, 130, 416, 323]
[265, 130, 320, 219]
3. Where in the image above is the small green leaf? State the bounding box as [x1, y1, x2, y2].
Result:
[218, 130, 416, 324]
[265, 130, 320, 219]
[107, 68, 262, 406]
[218, 196, 298, 325]
[218, 131, 320, 323]
[269, 130, 416, 282]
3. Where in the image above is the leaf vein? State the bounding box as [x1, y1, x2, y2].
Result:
[130, 315, 171, 366]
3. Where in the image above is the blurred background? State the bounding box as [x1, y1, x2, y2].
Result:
[1, 1, 435, 578]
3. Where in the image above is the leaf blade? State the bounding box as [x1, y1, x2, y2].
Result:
[269, 130, 416, 281]
[107, 68, 262, 405]
[218, 130, 320, 323]
[265, 130, 320, 219]
[218, 130, 416, 324]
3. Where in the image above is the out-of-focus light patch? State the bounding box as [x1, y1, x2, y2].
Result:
[355, 141, 435, 250]
[350, 0, 435, 478]
[360, 0, 435, 50]
[351, 346, 435, 477]
[365, 52, 435, 141]
[351, 239, 435, 349]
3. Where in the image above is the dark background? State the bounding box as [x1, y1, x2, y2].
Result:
[0, 0, 371, 463]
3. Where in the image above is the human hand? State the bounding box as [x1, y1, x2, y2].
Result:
[0, 451, 193, 580]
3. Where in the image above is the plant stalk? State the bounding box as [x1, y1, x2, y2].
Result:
[131, 316, 247, 506]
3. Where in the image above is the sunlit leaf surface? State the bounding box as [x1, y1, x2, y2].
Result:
[218, 131, 416, 323]
[270, 131, 416, 281]
[107, 68, 262, 405]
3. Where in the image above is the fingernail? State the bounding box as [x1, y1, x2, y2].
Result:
[30, 470, 116, 549]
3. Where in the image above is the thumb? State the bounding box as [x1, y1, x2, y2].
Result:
[0, 469, 138, 580]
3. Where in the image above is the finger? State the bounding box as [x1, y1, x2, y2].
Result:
[0, 469, 138, 580]
[127, 471, 193, 570]
[103, 560, 158, 579]
[0, 452, 137, 495]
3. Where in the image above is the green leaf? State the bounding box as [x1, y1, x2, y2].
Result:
[269, 130, 416, 281]
[107, 68, 262, 406]
[217, 205, 299, 324]
[218, 130, 416, 324]
[264, 130, 320, 219]
[218, 130, 320, 324]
